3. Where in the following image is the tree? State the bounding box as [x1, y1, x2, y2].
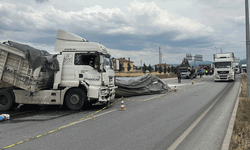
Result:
[148, 64, 152, 73]
[176, 65, 180, 74]
[134, 65, 138, 70]
[171, 65, 174, 73]
[155, 66, 158, 72]
[119, 63, 123, 72]
[163, 65, 167, 74]
[127, 63, 131, 72]
[180, 58, 191, 67]
[173, 66, 177, 74]
[158, 66, 163, 74]
[142, 63, 147, 74]
[167, 66, 170, 73]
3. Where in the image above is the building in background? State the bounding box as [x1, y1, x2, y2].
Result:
[114, 57, 134, 72]
[154, 63, 169, 69]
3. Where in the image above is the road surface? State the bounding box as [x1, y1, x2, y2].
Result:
[0, 74, 241, 150]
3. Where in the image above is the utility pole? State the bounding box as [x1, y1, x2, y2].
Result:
[245, 0, 250, 97]
[141, 59, 142, 71]
[159, 46, 162, 64]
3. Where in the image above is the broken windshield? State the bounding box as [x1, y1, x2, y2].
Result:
[103, 55, 113, 70]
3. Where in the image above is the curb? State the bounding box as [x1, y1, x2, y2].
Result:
[221, 83, 241, 150]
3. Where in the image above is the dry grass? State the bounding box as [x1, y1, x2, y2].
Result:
[230, 74, 250, 150]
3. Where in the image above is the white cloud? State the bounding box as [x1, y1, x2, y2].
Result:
[125, 1, 214, 40]
[226, 16, 244, 27]
[0, 0, 245, 65]
[0, 1, 214, 40]
[35, 0, 49, 3]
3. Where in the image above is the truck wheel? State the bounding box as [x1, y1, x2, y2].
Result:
[0, 90, 16, 111]
[65, 88, 86, 110]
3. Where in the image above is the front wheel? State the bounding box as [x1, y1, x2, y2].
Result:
[65, 88, 87, 110]
[0, 90, 17, 111]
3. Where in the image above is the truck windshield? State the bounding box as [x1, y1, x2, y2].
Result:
[215, 62, 231, 68]
[103, 55, 113, 70]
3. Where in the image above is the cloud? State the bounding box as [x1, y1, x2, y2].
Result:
[35, 0, 49, 3]
[0, 1, 214, 40]
[226, 16, 244, 27]
[0, 0, 218, 65]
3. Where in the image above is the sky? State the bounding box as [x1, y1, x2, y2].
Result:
[0, 0, 246, 66]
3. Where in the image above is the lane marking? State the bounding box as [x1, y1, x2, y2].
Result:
[1, 109, 117, 150]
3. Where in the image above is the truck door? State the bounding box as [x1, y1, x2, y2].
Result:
[74, 53, 101, 85]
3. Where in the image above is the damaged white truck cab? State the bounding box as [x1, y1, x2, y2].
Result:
[0, 30, 119, 111]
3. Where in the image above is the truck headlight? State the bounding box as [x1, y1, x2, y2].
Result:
[101, 89, 109, 95]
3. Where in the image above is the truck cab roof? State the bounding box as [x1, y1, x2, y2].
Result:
[55, 30, 110, 54]
[213, 53, 234, 63]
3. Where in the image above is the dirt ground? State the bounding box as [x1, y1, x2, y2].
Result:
[230, 74, 250, 149]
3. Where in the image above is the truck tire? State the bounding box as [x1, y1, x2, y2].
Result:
[0, 90, 16, 111]
[65, 88, 86, 110]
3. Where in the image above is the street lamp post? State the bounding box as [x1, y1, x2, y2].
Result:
[245, 0, 250, 97]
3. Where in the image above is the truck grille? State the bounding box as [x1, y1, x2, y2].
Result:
[217, 71, 229, 74]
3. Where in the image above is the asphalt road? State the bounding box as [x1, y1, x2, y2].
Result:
[0, 74, 241, 150]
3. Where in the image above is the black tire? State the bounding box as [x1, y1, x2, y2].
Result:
[65, 88, 86, 110]
[0, 90, 16, 111]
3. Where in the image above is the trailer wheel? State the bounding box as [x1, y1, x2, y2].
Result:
[0, 90, 16, 111]
[65, 88, 86, 111]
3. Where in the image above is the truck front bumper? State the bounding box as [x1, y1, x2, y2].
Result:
[214, 74, 234, 81]
[99, 86, 117, 102]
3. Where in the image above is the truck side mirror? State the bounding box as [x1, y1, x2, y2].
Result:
[115, 59, 120, 71]
[232, 63, 236, 68]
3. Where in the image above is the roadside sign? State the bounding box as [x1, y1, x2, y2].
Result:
[186, 54, 192, 60]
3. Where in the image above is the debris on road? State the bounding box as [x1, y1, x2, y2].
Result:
[0, 114, 10, 121]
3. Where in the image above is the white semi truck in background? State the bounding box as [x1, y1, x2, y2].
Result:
[235, 63, 240, 74]
[241, 64, 247, 73]
[234, 57, 240, 74]
[0, 30, 119, 111]
[213, 53, 235, 82]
